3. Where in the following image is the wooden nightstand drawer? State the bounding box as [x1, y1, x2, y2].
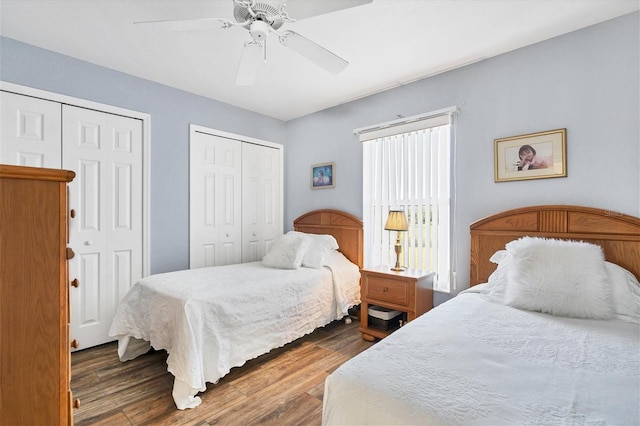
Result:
[365, 275, 408, 306]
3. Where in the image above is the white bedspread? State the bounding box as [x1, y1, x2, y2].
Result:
[323, 286, 640, 425]
[109, 252, 360, 409]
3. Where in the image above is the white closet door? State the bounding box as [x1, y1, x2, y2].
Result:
[64, 105, 143, 350]
[242, 143, 282, 262]
[0, 91, 61, 167]
[189, 132, 242, 268]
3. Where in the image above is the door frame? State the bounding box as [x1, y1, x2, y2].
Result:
[190, 124, 283, 150]
[1, 81, 151, 277]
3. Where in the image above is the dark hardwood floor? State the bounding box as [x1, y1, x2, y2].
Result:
[71, 318, 373, 425]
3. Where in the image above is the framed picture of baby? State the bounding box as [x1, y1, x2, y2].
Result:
[311, 161, 335, 189]
[494, 128, 567, 182]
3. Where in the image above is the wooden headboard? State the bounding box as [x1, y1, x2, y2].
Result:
[470, 205, 640, 285]
[293, 209, 363, 269]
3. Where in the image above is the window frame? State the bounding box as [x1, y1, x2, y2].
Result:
[358, 108, 456, 292]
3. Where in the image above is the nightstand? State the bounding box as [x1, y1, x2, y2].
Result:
[359, 266, 434, 341]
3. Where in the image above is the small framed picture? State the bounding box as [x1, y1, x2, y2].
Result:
[311, 162, 335, 189]
[494, 128, 567, 182]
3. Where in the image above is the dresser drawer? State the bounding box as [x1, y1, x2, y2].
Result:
[365, 275, 408, 306]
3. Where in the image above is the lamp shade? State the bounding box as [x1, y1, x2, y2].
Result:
[384, 210, 408, 231]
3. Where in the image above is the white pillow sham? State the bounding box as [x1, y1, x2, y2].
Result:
[288, 231, 339, 269]
[606, 261, 640, 323]
[500, 237, 613, 319]
[262, 233, 309, 269]
[484, 250, 510, 303]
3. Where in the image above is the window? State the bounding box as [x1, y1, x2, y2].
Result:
[357, 108, 455, 292]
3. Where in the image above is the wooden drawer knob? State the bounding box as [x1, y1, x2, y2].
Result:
[66, 247, 75, 260]
[71, 339, 79, 349]
[71, 278, 79, 288]
[74, 398, 81, 409]
[383, 287, 388, 292]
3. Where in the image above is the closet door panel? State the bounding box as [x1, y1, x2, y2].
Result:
[243, 173, 260, 258]
[242, 143, 282, 262]
[65, 110, 109, 351]
[64, 105, 143, 350]
[0, 91, 62, 167]
[190, 132, 242, 268]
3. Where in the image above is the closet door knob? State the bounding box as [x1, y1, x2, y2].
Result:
[85, 241, 93, 246]
[226, 233, 230, 237]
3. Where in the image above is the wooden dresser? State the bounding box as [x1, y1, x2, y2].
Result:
[0, 165, 76, 425]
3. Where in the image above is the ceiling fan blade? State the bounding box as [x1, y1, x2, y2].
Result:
[133, 17, 235, 31]
[283, 0, 373, 20]
[236, 41, 264, 86]
[279, 31, 348, 75]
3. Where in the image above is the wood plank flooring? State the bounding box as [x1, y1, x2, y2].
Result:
[71, 318, 373, 425]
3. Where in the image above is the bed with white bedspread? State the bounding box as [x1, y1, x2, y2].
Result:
[322, 205, 640, 425]
[109, 209, 364, 409]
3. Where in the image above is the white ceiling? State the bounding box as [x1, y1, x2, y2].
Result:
[1, 0, 638, 121]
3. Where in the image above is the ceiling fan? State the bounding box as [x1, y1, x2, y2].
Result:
[135, 0, 372, 86]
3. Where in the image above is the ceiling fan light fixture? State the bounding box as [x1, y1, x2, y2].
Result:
[249, 20, 270, 42]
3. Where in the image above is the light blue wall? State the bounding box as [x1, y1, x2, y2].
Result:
[0, 37, 286, 274]
[286, 12, 639, 302]
[1, 12, 638, 298]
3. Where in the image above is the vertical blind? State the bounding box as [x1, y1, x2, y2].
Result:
[359, 109, 454, 291]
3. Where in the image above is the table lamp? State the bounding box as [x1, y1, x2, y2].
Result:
[384, 210, 408, 271]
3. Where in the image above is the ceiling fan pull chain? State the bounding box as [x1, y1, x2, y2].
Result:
[263, 39, 268, 63]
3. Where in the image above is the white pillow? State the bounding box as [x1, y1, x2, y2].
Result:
[262, 233, 308, 269]
[484, 250, 511, 303]
[288, 231, 338, 269]
[606, 261, 640, 323]
[503, 237, 613, 319]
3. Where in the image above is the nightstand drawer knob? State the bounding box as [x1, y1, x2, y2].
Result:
[383, 287, 388, 292]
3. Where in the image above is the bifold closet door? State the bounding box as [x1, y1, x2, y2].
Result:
[1, 91, 145, 350]
[189, 131, 242, 268]
[63, 105, 143, 350]
[0, 91, 61, 167]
